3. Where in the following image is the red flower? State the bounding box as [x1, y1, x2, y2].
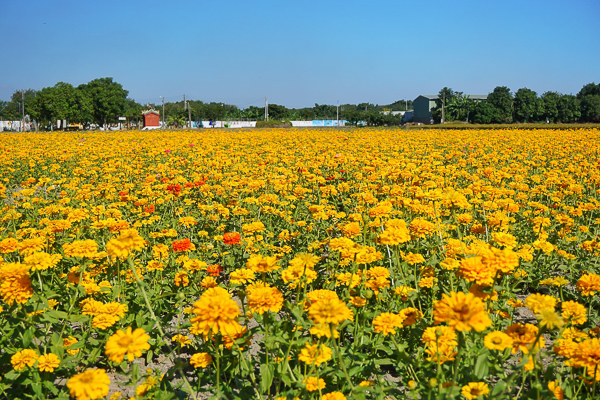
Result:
[172, 239, 194, 252]
[144, 204, 155, 213]
[207, 264, 223, 277]
[223, 232, 241, 245]
[166, 183, 182, 195]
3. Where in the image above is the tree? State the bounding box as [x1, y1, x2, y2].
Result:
[431, 88, 456, 123]
[79, 77, 128, 127]
[29, 83, 92, 126]
[578, 82, 600, 98]
[487, 86, 513, 123]
[513, 88, 542, 123]
[266, 104, 289, 120]
[541, 91, 561, 123]
[580, 95, 600, 122]
[557, 95, 581, 123]
[471, 101, 496, 124]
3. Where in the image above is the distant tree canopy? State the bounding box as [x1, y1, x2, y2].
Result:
[430, 82, 600, 124]
[3, 78, 600, 128]
[0, 78, 130, 128]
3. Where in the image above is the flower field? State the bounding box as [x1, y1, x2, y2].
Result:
[1, 127, 600, 400]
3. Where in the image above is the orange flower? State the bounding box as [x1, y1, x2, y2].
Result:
[172, 239, 195, 252]
[223, 232, 241, 245]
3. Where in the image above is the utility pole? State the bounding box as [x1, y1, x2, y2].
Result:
[162, 97, 165, 128]
[21, 90, 25, 132]
[442, 93, 445, 124]
[336, 100, 339, 127]
[265, 96, 268, 121]
[183, 94, 187, 128]
[188, 105, 192, 129]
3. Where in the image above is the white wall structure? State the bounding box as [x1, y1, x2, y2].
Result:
[291, 120, 348, 127]
[0, 121, 31, 131]
[194, 121, 257, 128]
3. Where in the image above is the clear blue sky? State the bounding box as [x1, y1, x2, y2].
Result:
[1, 0, 598, 108]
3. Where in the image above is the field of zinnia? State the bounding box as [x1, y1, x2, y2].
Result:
[1, 127, 600, 400]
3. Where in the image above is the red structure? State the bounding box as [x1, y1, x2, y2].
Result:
[142, 109, 160, 128]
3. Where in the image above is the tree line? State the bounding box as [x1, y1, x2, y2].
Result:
[0, 78, 413, 128]
[3, 76, 598, 128]
[431, 83, 600, 124]
[157, 99, 413, 127]
[0, 78, 140, 129]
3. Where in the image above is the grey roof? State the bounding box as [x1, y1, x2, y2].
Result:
[417, 94, 488, 100]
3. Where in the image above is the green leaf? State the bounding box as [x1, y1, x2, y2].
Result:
[32, 382, 43, 398]
[374, 358, 393, 366]
[3, 369, 20, 381]
[259, 364, 274, 393]
[68, 314, 89, 323]
[491, 381, 507, 396]
[22, 327, 35, 347]
[46, 310, 69, 320]
[474, 353, 489, 379]
[146, 349, 154, 364]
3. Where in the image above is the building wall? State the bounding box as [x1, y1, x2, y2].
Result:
[413, 96, 437, 124]
[144, 114, 160, 127]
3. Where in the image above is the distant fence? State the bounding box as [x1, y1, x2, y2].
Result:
[191, 120, 347, 128]
[1, 121, 32, 131]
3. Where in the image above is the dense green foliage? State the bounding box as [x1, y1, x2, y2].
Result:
[431, 82, 600, 124]
[2, 77, 599, 128]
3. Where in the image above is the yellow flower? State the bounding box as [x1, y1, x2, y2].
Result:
[106, 229, 145, 259]
[398, 307, 423, 326]
[174, 271, 189, 287]
[506, 323, 544, 354]
[524, 293, 556, 313]
[191, 288, 242, 337]
[24, 251, 61, 271]
[67, 368, 110, 400]
[105, 327, 151, 363]
[537, 309, 564, 329]
[484, 331, 514, 351]
[350, 296, 367, 307]
[308, 298, 352, 325]
[289, 253, 320, 269]
[0, 238, 19, 253]
[403, 252, 425, 265]
[62, 240, 97, 259]
[461, 382, 489, 399]
[577, 273, 600, 296]
[548, 381, 564, 400]
[561, 301, 587, 325]
[320, 391, 346, 400]
[0, 267, 33, 305]
[246, 254, 279, 273]
[37, 353, 60, 372]
[172, 334, 192, 347]
[190, 352, 213, 368]
[373, 312, 404, 335]
[63, 336, 80, 355]
[458, 256, 495, 286]
[433, 292, 491, 332]
[11, 349, 38, 371]
[298, 343, 332, 366]
[247, 285, 284, 314]
[304, 376, 326, 392]
[229, 268, 255, 284]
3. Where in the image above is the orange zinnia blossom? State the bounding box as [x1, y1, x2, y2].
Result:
[223, 232, 241, 245]
[172, 239, 195, 252]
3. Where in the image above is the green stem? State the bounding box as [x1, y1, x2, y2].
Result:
[330, 324, 354, 391]
[127, 257, 198, 400]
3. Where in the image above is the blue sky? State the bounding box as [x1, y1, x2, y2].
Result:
[1, 0, 598, 108]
